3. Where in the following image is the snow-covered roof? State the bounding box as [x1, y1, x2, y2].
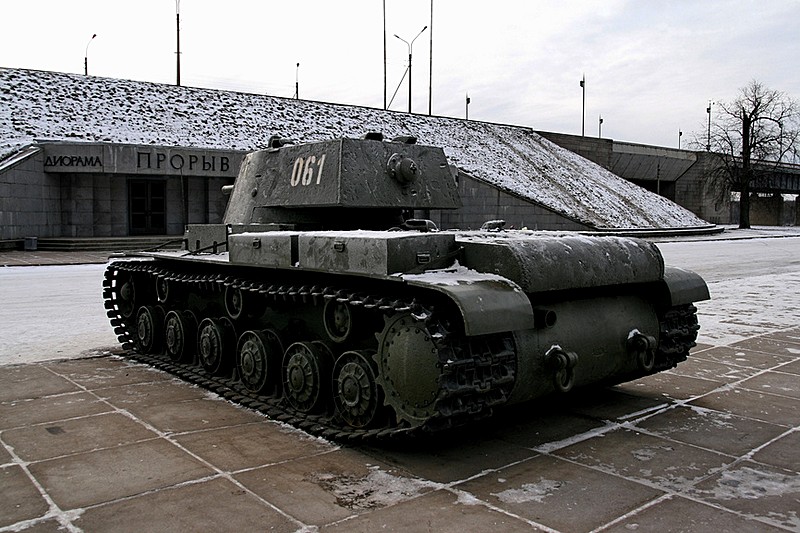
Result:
[0, 67, 709, 229]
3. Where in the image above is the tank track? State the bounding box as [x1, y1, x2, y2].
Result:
[653, 303, 700, 371]
[103, 259, 517, 442]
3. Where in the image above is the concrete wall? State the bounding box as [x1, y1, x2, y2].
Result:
[539, 132, 798, 226]
[749, 194, 795, 226]
[672, 152, 732, 225]
[433, 173, 591, 231]
[0, 143, 241, 241]
[537, 132, 614, 170]
[0, 149, 62, 240]
[1, 166, 232, 240]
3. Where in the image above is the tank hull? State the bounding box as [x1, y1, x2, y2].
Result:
[104, 229, 704, 439]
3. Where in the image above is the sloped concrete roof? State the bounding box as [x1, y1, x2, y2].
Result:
[0, 68, 710, 229]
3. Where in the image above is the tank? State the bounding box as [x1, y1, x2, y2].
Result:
[103, 134, 710, 439]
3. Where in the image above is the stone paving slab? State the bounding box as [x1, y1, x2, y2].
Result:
[2, 326, 800, 532]
[602, 495, 788, 532]
[0, 250, 112, 267]
[72, 477, 301, 533]
[457, 453, 665, 531]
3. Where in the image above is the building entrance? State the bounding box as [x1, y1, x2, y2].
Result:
[129, 179, 166, 235]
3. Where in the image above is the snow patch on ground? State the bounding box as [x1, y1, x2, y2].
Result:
[309, 465, 439, 511]
[491, 478, 564, 504]
[695, 270, 800, 346]
[702, 466, 800, 501]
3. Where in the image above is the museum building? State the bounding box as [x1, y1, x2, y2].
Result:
[2, 142, 242, 240]
[1, 67, 716, 247]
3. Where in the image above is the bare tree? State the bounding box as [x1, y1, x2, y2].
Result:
[704, 80, 799, 228]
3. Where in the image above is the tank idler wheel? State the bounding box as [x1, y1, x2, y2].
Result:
[237, 329, 283, 394]
[323, 300, 354, 343]
[164, 310, 197, 363]
[283, 341, 332, 413]
[547, 347, 578, 393]
[136, 305, 165, 355]
[198, 317, 236, 375]
[333, 350, 383, 428]
[155, 276, 170, 304]
[117, 272, 137, 319]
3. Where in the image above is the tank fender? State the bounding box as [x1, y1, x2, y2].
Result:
[402, 270, 535, 336]
[659, 267, 710, 307]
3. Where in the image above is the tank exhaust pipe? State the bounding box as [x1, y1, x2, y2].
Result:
[533, 309, 557, 329]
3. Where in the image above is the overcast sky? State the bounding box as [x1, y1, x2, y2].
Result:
[2, 0, 798, 148]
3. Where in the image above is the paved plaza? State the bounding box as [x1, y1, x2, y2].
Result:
[1, 236, 799, 532]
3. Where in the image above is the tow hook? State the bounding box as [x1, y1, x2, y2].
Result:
[547, 346, 578, 393]
[628, 331, 657, 372]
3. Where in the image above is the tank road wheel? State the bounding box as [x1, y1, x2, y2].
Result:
[198, 317, 235, 375]
[283, 341, 331, 413]
[164, 310, 198, 363]
[237, 330, 283, 394]
[374, 313, 442, 427]
[333, 351, 383, 428]
[136, 305, 165, 354]
[117, 272, 137, 319]
[323, 300, 353, 343]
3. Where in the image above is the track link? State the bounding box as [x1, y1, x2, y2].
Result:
[653, 303, 700, 371]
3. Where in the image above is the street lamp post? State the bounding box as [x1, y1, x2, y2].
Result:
[679, 130, 683, 149]
[84, 34, 96, 75]
[598, 115, 603, 138]
[176, 0, 181, 86]
[395, 26, 427, 114]
[428, 0, 433, 115]
[706, 101, 713, 151]
[466, 93, 470, 120]
[580, 74, 585, 136]
[294, 63, 300, 99]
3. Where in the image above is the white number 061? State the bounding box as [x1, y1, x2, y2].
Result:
[290, 154, 327, 187]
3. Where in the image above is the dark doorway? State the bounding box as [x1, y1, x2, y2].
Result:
[129, 179, 166, 235]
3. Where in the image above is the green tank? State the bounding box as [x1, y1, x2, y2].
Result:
[104, 134, 709, 439]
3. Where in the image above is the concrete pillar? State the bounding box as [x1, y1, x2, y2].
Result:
[796, 195, 800, 226]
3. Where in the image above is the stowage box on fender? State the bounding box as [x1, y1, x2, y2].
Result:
[229, 230, 457, 277]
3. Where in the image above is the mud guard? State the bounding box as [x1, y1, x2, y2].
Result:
[660, 267, 710, 307]
[403, 270, 535, 336]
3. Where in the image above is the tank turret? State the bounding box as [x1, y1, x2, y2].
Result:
[103, 135, 709, 440]
[224, 135, 460, 230]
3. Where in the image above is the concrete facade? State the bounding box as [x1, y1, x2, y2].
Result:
[540, 132, 798, 226]
[435, 172, 591, 231]
[0, 143, 242, 242]
[538, 132, 614, 170]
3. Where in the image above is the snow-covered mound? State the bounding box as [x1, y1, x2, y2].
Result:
[0, 68, 708, 229]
